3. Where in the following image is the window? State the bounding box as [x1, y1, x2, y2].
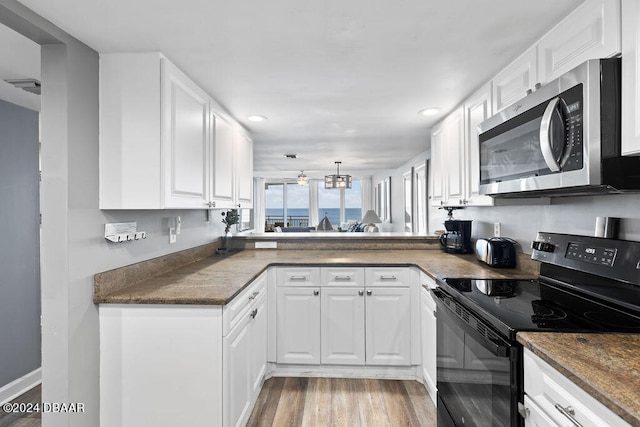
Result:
[264, 182, 310, 231]
[317, 180, 361, 228]
[263, 179, 361, 231]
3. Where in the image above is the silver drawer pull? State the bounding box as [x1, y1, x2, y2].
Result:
[379, 275, 397, 281]
[289, 275, 308, 281]
[250, 308, 258, 319]
[554, 404, 583, 427]
[313, 289, 320, 296]
[247, 291, 260, 301]
[334, 275, 352, 281]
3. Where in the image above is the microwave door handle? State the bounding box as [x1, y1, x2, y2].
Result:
[540, 97, 562, 172]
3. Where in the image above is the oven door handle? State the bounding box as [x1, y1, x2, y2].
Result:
[432, 288, 512, 358]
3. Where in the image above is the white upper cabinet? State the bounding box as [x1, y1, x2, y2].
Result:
[492, 46, 538, 113]
[538, 0, 621, 83]
[622, 0, 640, 155]
[99, 52, 252, 209]
[430, 123, 445, 206]
[210, 114, 235, 208]
[235, 131, 254, 208]
[161, 59, 211, 208]
[463, 83, 494, 206]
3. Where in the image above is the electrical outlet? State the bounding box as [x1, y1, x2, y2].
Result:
[494, 222, 501, 237]
[169, 227, 177, 243]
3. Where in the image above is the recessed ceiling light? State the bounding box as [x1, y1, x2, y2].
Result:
[247, 115, 267, 122]
[418, 108, 440, 116]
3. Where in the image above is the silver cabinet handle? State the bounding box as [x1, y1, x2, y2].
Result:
[366, 290, 372, 296]
[289, 275, 307, 281]
[313, 289, 319, 296]
[379, 275, 397, 281]
[554, 404, 583, 427]
[250, 308, 258, 319]
[334, 275, 352, 281]
[247, 290, 260, 301]
[358, 290, 364, 296]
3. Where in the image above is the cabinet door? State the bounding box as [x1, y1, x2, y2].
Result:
[211, 114, 235, 208]
[250, 293, 268, 396]
[430, 123, 445, 207]
[161, 59, 210, 208]
[622, 0, 640, 156]
[492, 45, 537, 113]
[223, 313, 252, 427]
[538, 0, 620, 84]
[463, 83, 494, 206]
[276, 287, 321, 364]
[443, 107, 465, 206]
[235, 131, 254, 208]
[365, 287, 411, 366]
[321, 287, 365, 365]
[420, 288, 437, 401]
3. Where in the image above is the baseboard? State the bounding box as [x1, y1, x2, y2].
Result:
[265, 362, 421, 380]
[0, 368, 42, 405]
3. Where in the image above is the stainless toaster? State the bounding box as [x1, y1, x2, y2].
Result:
[475, 237, 517, 268]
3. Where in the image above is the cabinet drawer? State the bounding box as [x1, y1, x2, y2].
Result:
[524, 350, 628, 426]
[365, 267, 410, 287]
[321, 267, 365, 287]
[223, 273, 266, 336]
[276, 267, 320, 287]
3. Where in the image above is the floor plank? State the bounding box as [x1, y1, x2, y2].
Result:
[0, 385, 41, 427]
[247, 378, 436, 427]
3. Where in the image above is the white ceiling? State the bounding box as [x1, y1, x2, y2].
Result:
[13, 0, 584, 175]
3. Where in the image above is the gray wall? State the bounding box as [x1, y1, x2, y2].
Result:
[0, 98, 41, 387]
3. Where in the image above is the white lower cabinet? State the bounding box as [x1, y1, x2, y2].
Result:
[99, 273, 267, 427]
[276, 266, 415, 367]
[365, 286, 411, 366]
[321, 286, 366, 365]
[276, 285, 321, 364]
[522, 349, 630, 427]
[99, 305, 223, 427]
[420, 275, 437, 404]
[223, 291, 267, 427]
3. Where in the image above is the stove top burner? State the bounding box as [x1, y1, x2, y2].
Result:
[474, 280, 515, 297]
[530, 300, 568, 326]
[439, 277, 640, 339]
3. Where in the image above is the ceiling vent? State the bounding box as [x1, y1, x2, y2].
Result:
[5, 79, 41, 95]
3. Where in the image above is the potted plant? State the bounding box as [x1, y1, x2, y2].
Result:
[217, 209, 239, 254]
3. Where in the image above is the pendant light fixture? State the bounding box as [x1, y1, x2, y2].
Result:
[324, 161, 352, 189]
[297, 170, 309, 185]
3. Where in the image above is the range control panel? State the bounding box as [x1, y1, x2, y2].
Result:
[531, 232, 640, 285]
[565, 242, 617, 267]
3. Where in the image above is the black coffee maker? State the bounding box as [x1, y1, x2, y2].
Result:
[439, 207, 473, 254]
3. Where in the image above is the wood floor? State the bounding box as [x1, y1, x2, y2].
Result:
[247, 377, 436, 427]
[1, 379, 436, 427]
[0, 385, 41, 427]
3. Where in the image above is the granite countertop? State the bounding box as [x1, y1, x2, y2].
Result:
[94, 249, 536, 305]
[518, 332, 640, 426]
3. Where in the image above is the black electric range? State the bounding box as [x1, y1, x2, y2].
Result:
[433, 232, 640, 427]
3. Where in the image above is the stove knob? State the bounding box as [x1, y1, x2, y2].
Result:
[532, 241, 555, 252]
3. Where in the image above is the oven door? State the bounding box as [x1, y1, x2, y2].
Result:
[432, 289, 522, 427]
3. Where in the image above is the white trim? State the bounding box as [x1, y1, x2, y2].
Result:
[0, 367, 42, 405]
[265, 362, 421, 381]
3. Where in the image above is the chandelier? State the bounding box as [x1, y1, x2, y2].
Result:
[297, 170, 309, 185]
[324, 161, 352, 189]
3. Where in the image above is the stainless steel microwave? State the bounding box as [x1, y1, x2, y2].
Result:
[478, 58, 640, 198]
